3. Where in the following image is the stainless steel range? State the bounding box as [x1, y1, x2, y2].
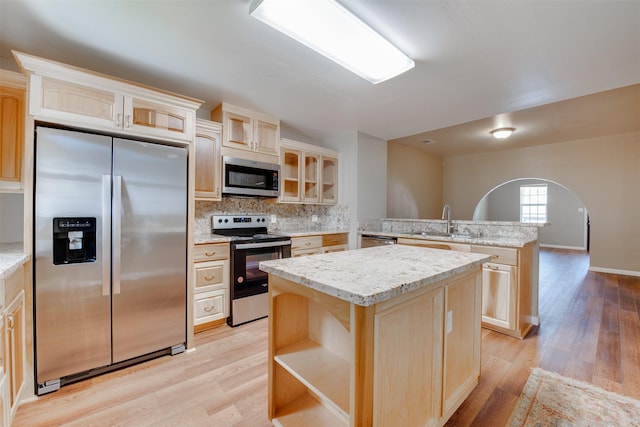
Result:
[212, 214, 291, 326]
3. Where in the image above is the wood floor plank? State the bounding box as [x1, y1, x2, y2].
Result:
[13, 249, 640, 426]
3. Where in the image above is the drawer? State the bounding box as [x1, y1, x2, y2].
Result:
[322, 244, 348, 254]
[291, 235, 322, 251]
[195, 261, 227, 292]
[471, 245, 518, 266]
[292, 248, 323, 257]
[194, 290, 227, 324]
[322, 233, 348, 247]
[194, 243, 230, 262]
[4, 265, 24, 305]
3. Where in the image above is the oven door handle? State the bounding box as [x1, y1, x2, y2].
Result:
[234, 240, 292, 250]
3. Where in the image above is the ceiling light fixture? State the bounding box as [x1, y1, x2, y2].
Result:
[490, 127, 515, 139]
[249, 0, 415, 84]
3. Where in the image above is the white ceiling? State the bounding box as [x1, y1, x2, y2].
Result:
[1, 0, 639, 155]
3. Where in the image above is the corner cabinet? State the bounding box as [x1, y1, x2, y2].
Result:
[0, 70, 26, 190]
[268, 267, 481, 426]
[211, 102, 280, 159]
[194, 119, 222, 201]
[14, 51, 202, 145]
[193, 243, 230, 332]
[280, 139, 338, 205]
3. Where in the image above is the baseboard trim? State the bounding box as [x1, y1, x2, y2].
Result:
[589, 266, 640, 277]
[522, 315, 540, 326]
[539, 244, 587, 251]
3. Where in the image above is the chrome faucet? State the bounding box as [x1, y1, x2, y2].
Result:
[442, 204, 454, 235]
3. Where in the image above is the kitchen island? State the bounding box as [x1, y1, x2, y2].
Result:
[260, 245, 491, 427]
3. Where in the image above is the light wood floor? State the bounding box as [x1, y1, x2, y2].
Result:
[13, 249, 640, 426]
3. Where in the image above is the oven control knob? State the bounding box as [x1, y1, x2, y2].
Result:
[217, 219, 222, 223]
[224, 219, 229, 223]
[237, 276, 244, 284]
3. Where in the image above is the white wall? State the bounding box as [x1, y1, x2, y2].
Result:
[357, 132, 387, 220]
[0, 193, 24, 243]
[444, 131, 640, 274]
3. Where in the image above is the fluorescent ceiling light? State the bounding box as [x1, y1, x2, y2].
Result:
[249, 0, 415, 84]
[490, 127, 515, 139]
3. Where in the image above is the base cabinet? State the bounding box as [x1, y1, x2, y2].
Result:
[398, 237, 537, 339]
[291, 233, 348, 257]
[1, 264, 26, 427]
[268, 268, 481, 426]
[193, 243, 230, 332]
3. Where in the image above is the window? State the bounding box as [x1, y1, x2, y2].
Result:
[520, 184, 547, 223]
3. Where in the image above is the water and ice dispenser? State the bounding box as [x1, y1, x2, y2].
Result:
[52, 217, 97, 265]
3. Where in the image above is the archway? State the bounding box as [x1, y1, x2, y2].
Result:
[473, 178, 589, 251]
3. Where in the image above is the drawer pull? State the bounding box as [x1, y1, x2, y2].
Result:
[204, 275, 214, 281]
[203, 306, 216, 313]
[305, 242, 311, 246]
[205, 251, 216, 256]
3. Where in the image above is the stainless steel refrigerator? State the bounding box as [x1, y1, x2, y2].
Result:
[34, 126, 187, 395]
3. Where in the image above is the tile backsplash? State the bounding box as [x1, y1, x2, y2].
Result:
[195, 197, 350, 234]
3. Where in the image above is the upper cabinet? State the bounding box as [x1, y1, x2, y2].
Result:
[211, 102, 280, 160]
[194, 119, 222, 201]
[280, 138, 339, 205]
[0, 71, 25, 189]
[13, 51, 202, 144]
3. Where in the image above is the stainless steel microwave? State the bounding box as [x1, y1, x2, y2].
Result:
[222, 156, 280, 197]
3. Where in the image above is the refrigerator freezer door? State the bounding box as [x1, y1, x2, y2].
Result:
[111, 138, 187, 363]
[35, 127, 112, 384]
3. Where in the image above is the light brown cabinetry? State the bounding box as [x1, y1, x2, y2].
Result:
[193, 243, 230, 332]
[194, 119, 222, 200]
[15, 51, 201, 144]
[1, 265, 26, 426]
[1, 70, 27, 191]
[280, 139, 338, 205]
[268, 268, 481, 426]
[211, 103, 280, 159]
[398, 236, 537, 339]
[291, 233, 348, 257]
[0, 86, 25, 185]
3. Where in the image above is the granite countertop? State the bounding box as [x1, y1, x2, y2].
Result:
[0, 243, 30, 280]
[359, 231, 535, 248]
[260, 245, 491, 306]
[193, 232, 233, 245]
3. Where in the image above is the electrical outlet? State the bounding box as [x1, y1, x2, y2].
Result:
[311, 214, 318, 222]
[270, 214, 277, 224]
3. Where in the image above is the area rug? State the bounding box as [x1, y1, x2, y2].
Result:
[507, 367, 640, 426]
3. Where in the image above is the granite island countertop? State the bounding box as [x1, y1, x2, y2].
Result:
[260, 245, 491, 306]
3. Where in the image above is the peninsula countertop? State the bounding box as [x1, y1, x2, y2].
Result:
[360, 231, 536, 248]
[259, 244, 491, 306]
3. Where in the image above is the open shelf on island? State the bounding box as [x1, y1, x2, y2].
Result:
[273, 392, 349, 427]
[275, 339, 350, 417]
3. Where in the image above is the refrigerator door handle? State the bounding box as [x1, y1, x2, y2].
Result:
[113, 175, 122, 295]
[101, 175, 111, 296]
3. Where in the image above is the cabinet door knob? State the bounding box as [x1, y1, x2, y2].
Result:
[7, 314, 14, 329]
[115, 113, 122, 127]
